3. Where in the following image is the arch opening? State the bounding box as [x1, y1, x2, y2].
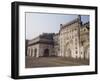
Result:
[64, 42, 72, 57]
[84, 46, 89, 59]
[34, 48, 37, 57]
[43, 49, 49, 57]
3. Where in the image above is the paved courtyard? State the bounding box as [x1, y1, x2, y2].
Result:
[25, 56, 89, 68]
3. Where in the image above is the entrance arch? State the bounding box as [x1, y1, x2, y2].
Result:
[31, 48, 33, 56]
[34, 48, 37, 57]
[65, 48, 71, 57]
[67, 48, 71, 57]
[64, 42, 72, 57]
[84, 45, 89, 59]
[43, 49, 49, 57]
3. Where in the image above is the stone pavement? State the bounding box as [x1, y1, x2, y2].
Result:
[25, 56, 89, 68]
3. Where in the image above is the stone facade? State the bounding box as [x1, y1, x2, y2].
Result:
[27, 33, 55, 57]
[53, 33, 60, 56]
[27, 16, 89, 59]
[80, 22, 89, 59]
[59, 17, 80, 59]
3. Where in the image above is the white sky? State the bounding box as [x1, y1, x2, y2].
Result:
[25, 12, 89, 40]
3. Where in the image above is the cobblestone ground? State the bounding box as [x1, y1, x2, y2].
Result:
[25, 56, 89, 68]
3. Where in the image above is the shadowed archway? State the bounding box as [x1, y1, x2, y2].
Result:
[43, 49, 49, 57]
[84, 45, 89, 59]
[67, 48, 71, 57]
[64, 42, 72, 57]
[34, 48, 37, 57]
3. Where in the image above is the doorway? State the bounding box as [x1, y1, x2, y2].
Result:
[43, 49, 49, 57]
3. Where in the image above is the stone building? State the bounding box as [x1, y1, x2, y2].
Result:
[80, 22, 90, 59]
[59, 17, 81, 58]
[27, 16, 89, 59]
[59, 16, 89, 59]
[27, 33, 55, 57]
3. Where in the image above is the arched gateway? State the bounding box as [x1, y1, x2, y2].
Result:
[43, 49, 49, 57]
[34, 48, 37, 57]
[64, 43, 72, 57]
[84, 45, 89, 59]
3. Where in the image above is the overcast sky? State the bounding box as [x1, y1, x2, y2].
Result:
[26, 12, 89, 40]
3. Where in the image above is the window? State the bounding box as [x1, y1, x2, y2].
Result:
[75, 28, 77, 30]
[84, 29, 86, 31]
[75, 46, 77, 49]
[76, 51, 77, 54]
